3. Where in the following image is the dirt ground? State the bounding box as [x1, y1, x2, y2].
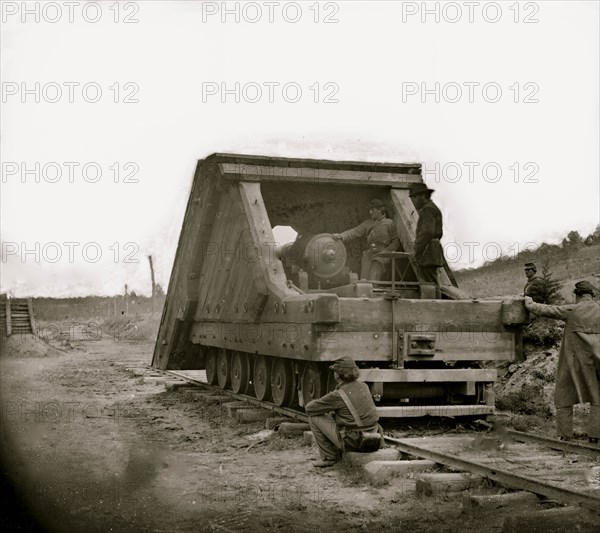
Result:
[0, 329, 588, 532]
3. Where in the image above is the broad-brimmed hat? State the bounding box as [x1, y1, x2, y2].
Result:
[409, 183, 434, 197]
[574, 280, 598, 296]
[368, 199, 385, 209]
[524, 262, 537, 271]
[329, 356, 359, 372]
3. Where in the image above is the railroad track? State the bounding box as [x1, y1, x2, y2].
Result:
[386, 435, 600, 511]
[133, 366, 600, 512]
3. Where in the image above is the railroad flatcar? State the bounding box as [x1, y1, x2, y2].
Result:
[152, 153, 527, 418]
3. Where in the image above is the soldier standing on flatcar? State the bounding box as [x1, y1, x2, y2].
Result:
[305, 357, 383, 468]
[523, 262, 546, 302]
[332, 199, 399, 281]
[524, 281, 600, 444]
[409, 183, 445, 285]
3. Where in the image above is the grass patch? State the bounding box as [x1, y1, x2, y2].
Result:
[504, 413, 550, 432]
[102, 315, 160, 343]
[264, 432, 306, 451]
[496, 383, 552, 418]
[523, 318, 563, 348]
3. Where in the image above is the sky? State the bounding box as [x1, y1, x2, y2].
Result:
[1, 0, 599, 297]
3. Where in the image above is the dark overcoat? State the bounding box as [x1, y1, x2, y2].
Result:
[526, 298, 600, 407]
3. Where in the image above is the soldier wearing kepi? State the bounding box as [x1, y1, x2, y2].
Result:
[524, 281, 600, 444]
[409, 183, 444, 284]
[332, 199, 399, 281]
[305, 357, 382, 468]
[523, 262, 546, 303]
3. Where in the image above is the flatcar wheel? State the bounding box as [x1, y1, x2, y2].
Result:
[253, 354, 272, 401]
[205, 348, 219, 385]
[301, 362, 326, 406]
[231, 352, 250, 394]
[217, 349, 231, 389]
[271, 359, 296, 407]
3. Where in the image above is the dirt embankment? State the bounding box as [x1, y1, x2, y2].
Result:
[496, 354, 594, 437]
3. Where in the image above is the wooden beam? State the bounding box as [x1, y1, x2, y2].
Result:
[433, 332, 515, 360]
[315, 322, 508, 333]
[219, 163, 421, 187]
[416, 473, 482, 495]
[338, 297, 506, 326]
[359, 368, 496, 383]
[390, 188, 417, 254]
[212, 152, 421, 174]
[317, 330, 514, 361]
[189, 322, 315, 360]
[237, 182, 295, 301]
[377, 405, 494, 417]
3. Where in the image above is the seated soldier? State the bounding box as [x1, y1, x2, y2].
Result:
[332, 199, 399, 281]
[305, 357, 383, 468]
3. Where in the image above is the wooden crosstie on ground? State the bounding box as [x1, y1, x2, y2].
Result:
[0, 295, 35, 337]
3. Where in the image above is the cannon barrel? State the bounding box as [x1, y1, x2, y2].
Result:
[278, 233, 347, 280]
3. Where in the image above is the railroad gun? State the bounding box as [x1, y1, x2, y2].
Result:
[152, 153, 528, 418]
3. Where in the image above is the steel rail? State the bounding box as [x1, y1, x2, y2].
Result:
[384, 436, 600, 511]
[475, 420, 600, 458]
[506, 429, 600, 459]
[165, 370, 309, 422]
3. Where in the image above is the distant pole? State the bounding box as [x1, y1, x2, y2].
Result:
[148, 255, 156, 314]
[113, 297, 117, 317]
[124, 284, 128, 315]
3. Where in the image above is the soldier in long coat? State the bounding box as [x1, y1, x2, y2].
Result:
[525, 280, 600, 443]
[409, 183, 445, 284]
[332, 199, 399, 281]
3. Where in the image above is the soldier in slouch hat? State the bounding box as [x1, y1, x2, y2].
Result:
[306, 357, 383, 467]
